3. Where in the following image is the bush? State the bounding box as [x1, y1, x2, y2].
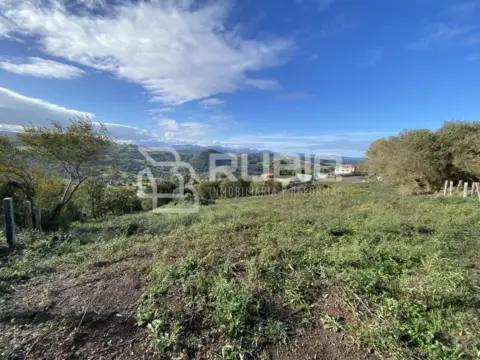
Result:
[103, 187, 142, 215]
[365, 121, 480, 193]
[219, 179, 250, 198]
[250, 180, 283, 196]
[196, 181, 221, 200]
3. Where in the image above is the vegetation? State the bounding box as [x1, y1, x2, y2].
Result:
[16, 118, 113, 220]
[1, 183, 478, 358]
[365, 121, 480, 193]
[1, 119, 480, 358]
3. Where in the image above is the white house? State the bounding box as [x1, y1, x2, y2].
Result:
[334, 164, 356, 175]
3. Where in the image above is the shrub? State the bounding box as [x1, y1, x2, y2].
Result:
[196, 181, 221, 200]
[219, 179, 251, 198]
[250, 180, 283, 196]
[103, 187, 142, 215]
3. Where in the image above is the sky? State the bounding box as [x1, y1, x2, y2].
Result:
[0, 0, 479, 157]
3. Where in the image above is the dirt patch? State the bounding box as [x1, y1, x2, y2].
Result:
[272, 327, 372, 360]
[0, 260, 158, 360]
[1, 261, 374, 360]
[270, 285, 375, 360]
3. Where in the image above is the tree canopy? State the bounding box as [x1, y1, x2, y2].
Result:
[365, 121, 480, 192]
[17, 117, 113, 219]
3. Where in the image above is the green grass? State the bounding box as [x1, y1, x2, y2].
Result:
[1, 183, 479, 359]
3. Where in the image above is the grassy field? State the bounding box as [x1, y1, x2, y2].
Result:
[1, 183, 479, 359]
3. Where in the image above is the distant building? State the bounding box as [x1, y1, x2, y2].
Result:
[295, 174, 313, 183]
[334, 164, 356, 175]
[313, 173, 328, 181]
[295, 172, 329, 183]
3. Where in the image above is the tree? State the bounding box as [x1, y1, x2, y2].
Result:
[437, 121, 480, 181]
[103, 187, 142, 215]
[78, 176, 107, 219]
[0, 136, 42, 203]
[17, 117, 112, 220]
[365, 121, 480, 193]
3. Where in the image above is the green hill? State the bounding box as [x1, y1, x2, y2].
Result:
[1, 183, 478, 359]
[189, 148, 229, 174]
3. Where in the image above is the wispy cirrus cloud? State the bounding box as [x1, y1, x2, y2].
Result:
[408, 24, 479, 50]
[0, 57, 85, 79]
[443, 1, 477, 17]
[199, 98, 225, 107]
[0, 0, 291, 105]
[246, 78, 282, 91]
[148, 108, 175, 114]
[409, 2, 480, 51]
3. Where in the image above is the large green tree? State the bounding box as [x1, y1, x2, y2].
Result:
[17, 117, 112, 220]
[0, 136, 41, 203]
[365, 121, 480, 193]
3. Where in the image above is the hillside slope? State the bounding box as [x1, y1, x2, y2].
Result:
[0, 183, 479, 359]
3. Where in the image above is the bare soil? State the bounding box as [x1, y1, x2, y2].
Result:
[0, 259, 373, 359]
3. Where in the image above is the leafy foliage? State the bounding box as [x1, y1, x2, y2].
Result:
[365, 121, 480, 192]
[17, 117, 113, 219]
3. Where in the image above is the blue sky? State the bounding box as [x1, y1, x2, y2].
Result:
[0, 0, 479, 157]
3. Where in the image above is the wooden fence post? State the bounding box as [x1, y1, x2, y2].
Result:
[463, 182, 468, 198]
[3, 198, 15, 249]
[34, 208, 42, 232]
[449, 181, 453, 196]
[456, 180, 463, 191]
[24, 200, 33, 230]
[443, 180, 448, 196]
[473, 182, 480, 201]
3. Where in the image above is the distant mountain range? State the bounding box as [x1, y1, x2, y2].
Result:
[0, 129, 362, 163]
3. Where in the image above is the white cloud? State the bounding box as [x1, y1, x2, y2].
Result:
[246, 78, 282, 91]
[100, 123, 161, 143]
[0, 0, 291, 104]
[148, 108, 175, 114]
[158, 118, 210, 139]
[408, 24, 479, 50]
[0, 87, 92, 127]
[209, 114, 233, 121]
[0, 86, 160, 143]
[199, 98, 225, 107]
[0, 124, 23, 132]
[158, 119, 180, 132]
[222, 132, 393, 157]
[0, 57, 84, 79]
